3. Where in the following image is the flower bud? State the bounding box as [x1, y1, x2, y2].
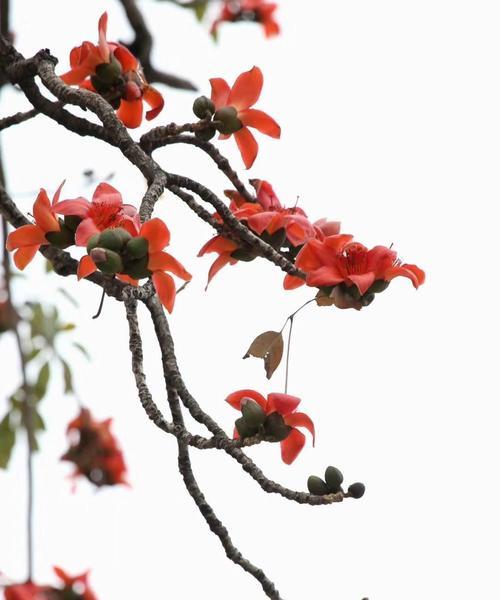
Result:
[235, 416, 258, 439]
[90, 248, 123, 275]
[347, 482, 365, 499]
[325, 466, 344, 493]
[99, 227, 132, 252]
[45, 225, 74, 249]
[264, 412, 291, 442]
[124, 255, 151, 280]
[95, 59, 123, 85]
[126, 236, 149, 260]
[86, 233, 101, 254]
[195, 125, 217, 142]
[307, 475, 329, 496]
[193, 95, 215, 119]
[214, 107, 243, 135]
[241, 398, 266, 428]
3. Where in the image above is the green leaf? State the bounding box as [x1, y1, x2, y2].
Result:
[73, 342, 90, 361]
[61, 359, 73, 394]
[0, 413, 16, 469]
[34, 362, 50, 400]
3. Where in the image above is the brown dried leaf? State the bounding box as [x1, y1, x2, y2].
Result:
[243, 330, 284, 379]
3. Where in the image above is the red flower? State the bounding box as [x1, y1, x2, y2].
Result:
[5, 183, 64, 269]
[62, 408, 128, 488]
[53, 182, 140, 246]
[284, 235, 425, 308]
[78, 218, 191, 313]
[51, 567, 97, 600]
[4, 582, 43, 600]
[210, 66, 280, 168]
[3, 568, 97, 600]
[61, 13, 164, 128]
[226, 389, 315, 464]
[211, 0, 280, 39]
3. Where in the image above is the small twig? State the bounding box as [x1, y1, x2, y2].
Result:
[92, 288, 106, 319]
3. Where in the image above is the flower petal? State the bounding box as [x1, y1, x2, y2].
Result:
[97, 12, 110, 62]
[347, 272, 376, 295]
[77, 255, 97, 280]
[283, 274, 305, 290]
[284, 412, 315, 445]
[116, 98, 143, 129]
[386, 263, 425, 288]
[306, 265, 345, 288]
[6, 224, 45, 250]
[117, 273, 139, 286]
[234, 127, 259, 169]
[92, 182, 123, 209]
[238, 109, 280, 138]
[13, 245, 40, 270]
[75, 218, 100, 247]
[280, 428, 306, 465]
[210, 77, 231, 109]
[52, 197, 91, 218]
[152, 271, 176, 313]
[148, 251, 192, 281]
[60, 66, 93, 85]
[140, 218, 170, 252]
[113, 44, 139, 72]
[226, 389, 267, 411]
[198, 235, 238, 257]
[144, 86, 165, 121]
[33, 189, 60, 233]
[228, 66, 263, 110]
[267, 393, 301, 416]
[205, 253, 237, 289]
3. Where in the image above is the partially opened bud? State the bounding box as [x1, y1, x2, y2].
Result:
[90, 247, 123, 274]
[214, 107, 243, 135]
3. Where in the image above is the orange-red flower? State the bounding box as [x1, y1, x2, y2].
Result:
[53, 182, 140, 246]
[61, 13, 164, 128]
[226, 389, 315, 464]
[78, 218, 191, 313]
[3, 567, 97, 600]
[211, 0, 280, 39]
[5, 183, 65, 269]
[210, 66, 280, 168]
[62, 408, 128, 488]
[284, 235, 425, 309]
[4, 581, 42, 600]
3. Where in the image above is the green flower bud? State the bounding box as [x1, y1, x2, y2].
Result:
[195, 125, 217, 142]
[45, 225, 74, 249]
[235, 416, 259, 439]
[86, 233, 101, 254]
[325, 466, 344, 493]
[90, 247, 123, 275]
[264, 412, 291, 442]
[99, 227, 132, 252]
[124, 255, 151, 280]
[63, 215, 82, 232]
[241, 398, 266, 428]
[307, 475, 329, 496]
[214, 107, 243, 135]
[126, 236, 149, 260]
[367, 279, 390, 294]
[347, 482, 365, 499]
[193, 95, 216, 119]
[95, 59, 123, 85]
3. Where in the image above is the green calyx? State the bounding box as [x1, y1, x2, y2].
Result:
[193, 95, 216, 119]
[99, 227, 132, 252]
[94, 58, 123, 86]
[123, 254, 151, 280]
[264, 412, 291, 442]
[241, 398, 266, 428]
[63, 215, 82, 232]
[214, 107, 243, 135]
[45, 223, 74, 249]
[125, 236, 149, 260]
[90, 248, 123, 275]
[235, 416, 259, 439]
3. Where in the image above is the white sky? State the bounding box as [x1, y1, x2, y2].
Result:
[1, 0, 499, 599]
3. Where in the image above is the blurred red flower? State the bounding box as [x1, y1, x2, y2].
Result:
[211, 0, 280, 39]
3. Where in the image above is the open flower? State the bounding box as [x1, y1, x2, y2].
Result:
[5, 183, 68, 269]
[211, 0, 280, 39]
[61, 12, 164, 128]
[226, 389, 315, 464]
[53, 182, 140, 246]
[4, 581, 43, 600]
[284, 235, 425, 309]
[62, 408, 128, 488]
[77, 218, 192, 313]
[210, 66, 280, 168]
[3, 568, 97, 600]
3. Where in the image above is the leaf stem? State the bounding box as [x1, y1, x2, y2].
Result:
[284, 315, 294, 394]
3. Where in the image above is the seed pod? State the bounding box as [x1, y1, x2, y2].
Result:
[264, 412, 291, 442]
[347, 482, 365, 499]
[124, 255, 151, 280]
[325, 466, 344, 493]
[241, 398, 266, 428]
[90, 248, 123, 275]
[126, 236, 149, 260]
[235, 416, 258, 439]
[214, 107, 243, 135]
[63, 215, 82, 232]
[45, 225, 74, 249]
[99, 227, 132, 252]
[307, 475, 329, 496]
[195, 125, 216, 142]
[86, 233, 101, 254]
[193, 95, 216, 119]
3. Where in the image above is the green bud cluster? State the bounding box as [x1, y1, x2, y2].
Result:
[86, 227, 151, 279]
[191, 95, 244, 141]
[307, 466, 365, 499]
[45, 216, 82, 250]
[235, 399, 292, 442]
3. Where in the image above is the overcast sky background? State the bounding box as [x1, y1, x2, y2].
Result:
[1, 1, 499, 599]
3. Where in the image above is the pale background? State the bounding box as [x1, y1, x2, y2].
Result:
[1, 1, 499, 598]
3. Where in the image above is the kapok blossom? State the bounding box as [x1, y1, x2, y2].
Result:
[61, 13, 164, 128]
[284, 234, 425, 309]
[6, 183, 66, 269]
[198, 179, 339, 287]
[52, 182, 140, 246]
[226, 389, 315, 464]
[4, 567, 97, 600]
[211, 0, 280, 39]
[210, 66, 280, 168]
[62, 408, 128, 488]
[78, 218, 192, 313]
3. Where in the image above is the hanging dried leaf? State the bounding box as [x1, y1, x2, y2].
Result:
[243, 330, 284, 379]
